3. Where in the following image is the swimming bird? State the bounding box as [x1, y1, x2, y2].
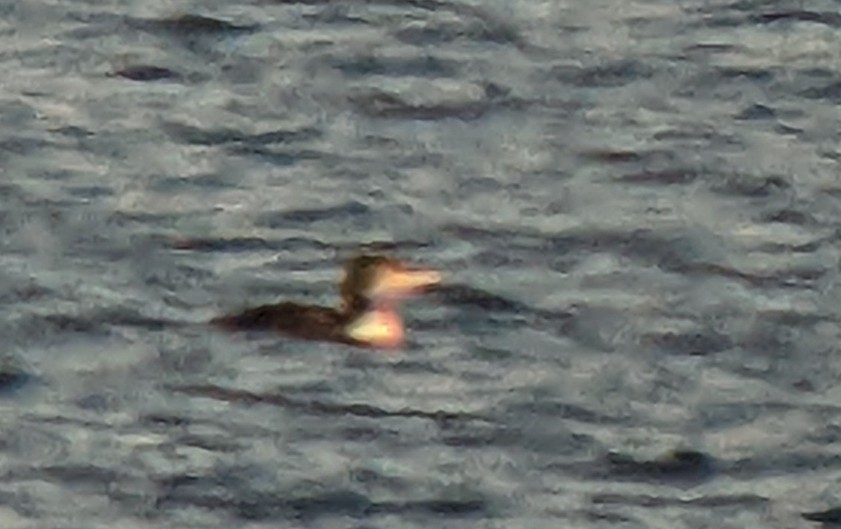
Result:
[211, 254, 441, 348]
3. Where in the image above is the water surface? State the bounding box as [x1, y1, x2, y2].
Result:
[2, 1, 841, 527]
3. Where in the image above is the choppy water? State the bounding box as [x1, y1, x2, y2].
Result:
[2, 0, 841, 527]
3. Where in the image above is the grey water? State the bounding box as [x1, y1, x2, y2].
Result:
[2, 0, 841, 527]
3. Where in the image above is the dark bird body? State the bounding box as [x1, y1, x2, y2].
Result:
[212, 302, 356, 345]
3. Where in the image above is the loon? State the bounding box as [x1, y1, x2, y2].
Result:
[211, 254, 441, 348]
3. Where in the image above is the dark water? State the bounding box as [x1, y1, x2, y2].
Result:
[2, 0, 841, 527]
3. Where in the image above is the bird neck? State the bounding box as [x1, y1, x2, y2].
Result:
[343, 302, 405, 349]
[341, 294, 371, 317]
